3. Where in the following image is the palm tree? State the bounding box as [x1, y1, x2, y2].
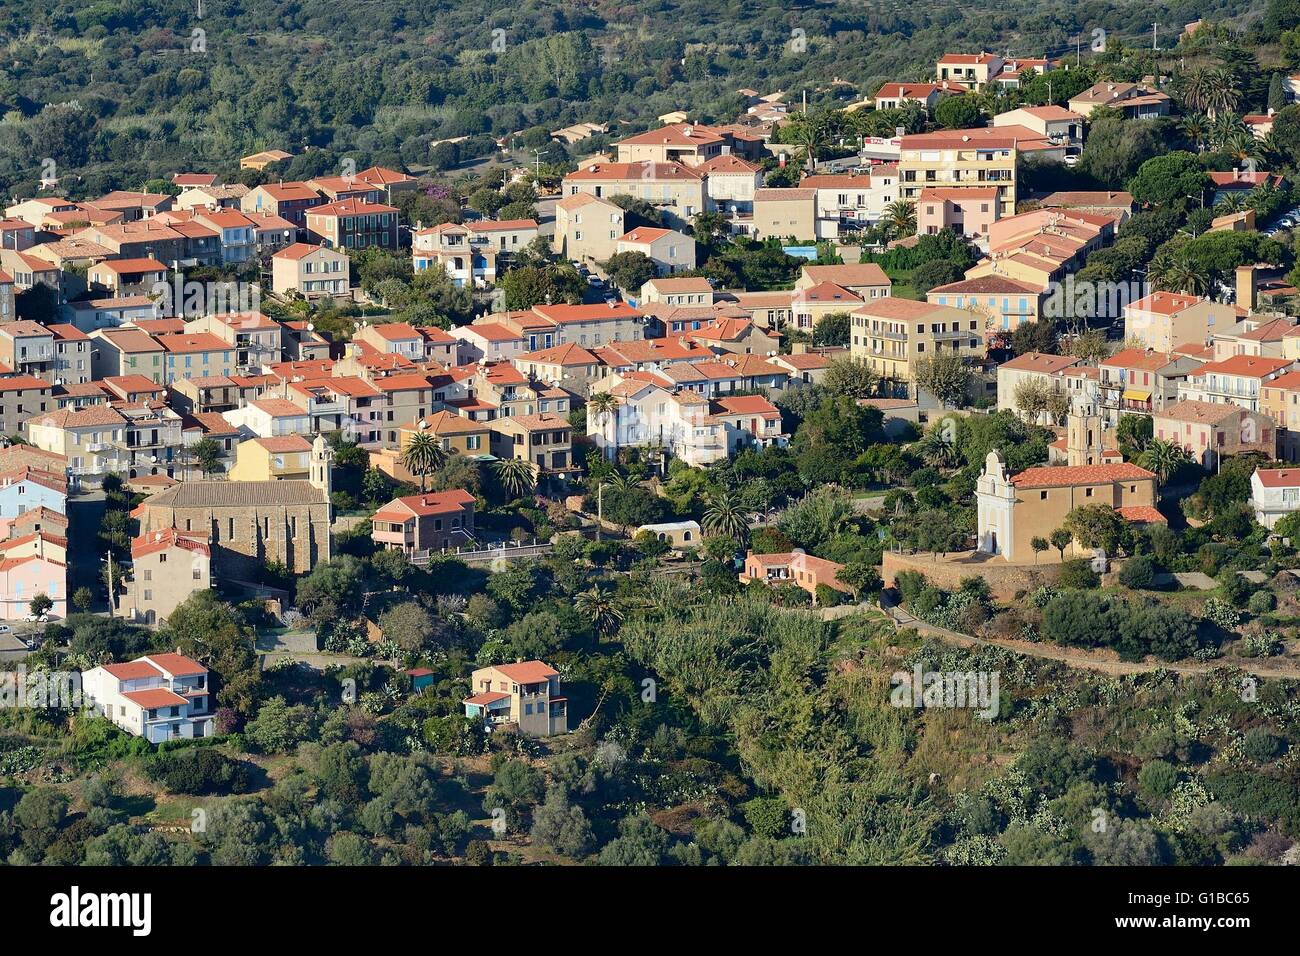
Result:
[1180, 113, 1210, 151]
[1159, 263, 1208, 296]
[1140, 439, 1191, 485]
[588, 392, 618, 432]
[494, 456, 536, 499]
[1179, 67, 1212, 116]
[914, 429, 958, 469]
[574, 582, 624, 635]
[1205, 68, 1241, 120]
[882, 199, 916, 239]
[788, 120, 828, 173]
[702, 490, 749, 542]
[400, 431, 447, 492]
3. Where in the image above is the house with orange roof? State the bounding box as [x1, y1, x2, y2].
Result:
[240, 181, 325, 228]
[24, 405, 130, 480]
[1067, 81, 1171, 120]
[917, 186, 1001, 245]
[1250, 467, 1300, 528]
[271, 241, 349, 299]
[0, 466, 66, 524]
[221, 397, 313, 440]
[513, 342, 604, 394]
[995, 351, 1084, 418]
[155, 331, 236, 384]
[552, 192, 626, 263]
[708, 394, 788, 452]
[284, 376, 385, 444]
[976, 452, 1159, 562]
[122, 529, 212, 625]
[562, 160, 706, 230]
[353, 321, 458, 365]
[228, 434, 314, 482]
[412, 219, 539, 286]
[489, 412, 575, 477]
[928, 275, 1045, 340]
[800, 167, 900, 231]
[699, 153, 765, 219]
[0, 551, 65, 620]
[1258, 369, 1300, 461]
[464, 660, 567, 736]
[993, 106, 1084, 145]
[0, 506, 66, 544]
[874, 81, 968, 112]
[240, 148, 292, 171]
[371, 489, 476, 556]
[741, 550, 850, 601]
[81, 651, 213, 741]
[751, 187, 818, 241]
[613, 122, 731, 167]
[86, 258, 168, 297]
[1212, 315, 1297, 362]
[304, 175, 383, 205]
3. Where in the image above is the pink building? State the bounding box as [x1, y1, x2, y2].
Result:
[0, 553, 66, 620]
[916, 187, 1000, 243]
[1152, 400, 1275, 469]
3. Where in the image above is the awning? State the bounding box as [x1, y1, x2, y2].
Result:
[1122, 388, 1152, 402]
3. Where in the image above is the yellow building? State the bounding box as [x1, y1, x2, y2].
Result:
[228, 435, 313, 482]
[898, 128, 1041, 218]
[849, 297, 985, 385]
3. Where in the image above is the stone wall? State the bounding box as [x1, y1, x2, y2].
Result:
[882, 549, 1062, 602]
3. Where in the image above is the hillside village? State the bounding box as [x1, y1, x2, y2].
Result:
[6, 10, 1300, 872]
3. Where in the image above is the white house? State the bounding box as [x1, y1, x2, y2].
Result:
[81, 652, 214, 743]
[1251, 467, 1300, 530]
[616, 227, 695, 277]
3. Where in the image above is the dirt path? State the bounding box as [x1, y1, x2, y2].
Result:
[881, 605, 1300, 680]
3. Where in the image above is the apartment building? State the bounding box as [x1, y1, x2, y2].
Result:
[304, 198, 399, 250]
[241, 182, 325, 228]
[1177, 355, 1294, 412]
[1123, 292, 1242, 352]
[25, 405, 130, 480]
[562, 161, 706, 231]
[898, 127, 1047, 218]
[751, 188, 817, 240]
[1097, 348, 1205, 424]
[86, 258, 168, 297]
[850, 297, 985, 385]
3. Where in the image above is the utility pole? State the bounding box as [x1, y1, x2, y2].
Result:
[596, 481, 607, 542]
[1152, 22, 1158, 51]
[104, 550, 114, 618]
[1076, 36, 1081, 67]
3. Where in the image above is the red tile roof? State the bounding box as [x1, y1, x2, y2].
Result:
[1010, 462, 1156, 488]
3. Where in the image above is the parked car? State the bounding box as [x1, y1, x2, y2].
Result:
[0, 624, 10, 634]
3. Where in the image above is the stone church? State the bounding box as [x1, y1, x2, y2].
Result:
[138, 435, 334, 576]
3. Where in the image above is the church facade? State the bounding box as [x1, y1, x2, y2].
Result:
[976, 396, 1160, 562]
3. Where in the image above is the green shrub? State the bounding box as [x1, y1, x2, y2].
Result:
[1247, 589, 1276, 614]
[144, 748, 255, 795]
[1137, 759, 1178, 799]
[1242, 727, 1285, 765]
[1057, 558, 1100, 590]
[1118, 555, 1156, 589]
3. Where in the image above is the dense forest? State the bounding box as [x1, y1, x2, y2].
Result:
[0, 0, 1260, 196]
